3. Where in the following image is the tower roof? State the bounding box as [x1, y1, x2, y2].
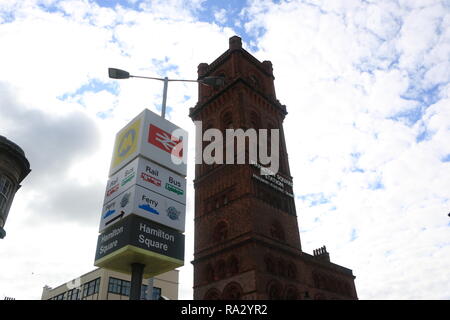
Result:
[0, 135, 31, 181]
[0, 135, 26, 157]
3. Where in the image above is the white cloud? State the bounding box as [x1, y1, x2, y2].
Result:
[214, 8, 227, 24]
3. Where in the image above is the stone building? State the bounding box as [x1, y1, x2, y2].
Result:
[0, 135, 31, 239]
[189, 36, 358, 300]
[41, 268, 179, 300]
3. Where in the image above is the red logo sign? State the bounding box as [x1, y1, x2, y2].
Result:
[106, 184, 119, 197]
[141, 172, 161, 187]
[148, 124, 183, 158]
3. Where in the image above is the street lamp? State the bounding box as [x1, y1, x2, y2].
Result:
[108, 67, 224, 119]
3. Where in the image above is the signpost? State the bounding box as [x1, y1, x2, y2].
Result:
[109, 109, 187, 177]
[94, 215, 184, 278]
[100, 184, 186, 233]
[94, 108, 188, 300]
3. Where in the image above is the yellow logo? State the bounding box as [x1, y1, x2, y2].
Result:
[111, 119, 141, 169]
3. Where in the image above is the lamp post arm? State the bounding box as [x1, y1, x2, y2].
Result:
[129, 75, 166, 81]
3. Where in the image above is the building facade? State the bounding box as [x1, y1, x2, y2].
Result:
[41, 268, 178, 300]
[0, 135, 31, 239]
[189, 36, 358, 300]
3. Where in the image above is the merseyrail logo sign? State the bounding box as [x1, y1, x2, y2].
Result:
[111, 119, 141, 169]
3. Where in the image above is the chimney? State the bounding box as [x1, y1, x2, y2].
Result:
[313, 245, 330, 262]
[229, 35, 242, 50]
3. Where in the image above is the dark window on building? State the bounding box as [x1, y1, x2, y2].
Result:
[222, 282, 242, 300]
[152, 287, 162, 300]
[213, 221, 228, 242]
[140, 285, 162, 300]
[83, 278, 100, 298]
[67, 288, 80, 300]
[108, 277, 131, 297]
[54, 292, 66, 300]
[0, 175, 13, 213]
[141, 284, 147, 300]
[270, 221, 285, 242]
[267, 282, 282, 300]
[204, 288, 221, 300]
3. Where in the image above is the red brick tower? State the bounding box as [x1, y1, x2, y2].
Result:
[189, 36, 357, 300]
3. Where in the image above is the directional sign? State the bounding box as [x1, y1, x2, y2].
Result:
[109, 109, 188, 177]
[103, 157, 186, 206]
[94, 214, 184, 278]
[99, 184, 186, 233]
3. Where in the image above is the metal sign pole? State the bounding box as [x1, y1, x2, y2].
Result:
[161, 77, 168, 119]
[130, 263, 144, 300]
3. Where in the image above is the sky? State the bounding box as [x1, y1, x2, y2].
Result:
[0, 0, 449, 300]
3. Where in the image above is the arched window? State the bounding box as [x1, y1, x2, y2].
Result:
[222, 282, 243, 300]
[204, 288, 221, 300]
[0, 175, 13, 215]
[227, 256, 239, 276]
[249, 74, 261, 90]
[270, 221, 285, 242]
[267, 281, 282, 300]
[213, 221, 228, 243]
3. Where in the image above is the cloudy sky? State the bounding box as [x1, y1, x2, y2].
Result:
[1, 0, 449, 300]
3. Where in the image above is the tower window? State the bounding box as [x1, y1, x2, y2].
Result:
[0, 175, 13, 214]
[213, 221, 228, 242]
[249, 74, 261, 90]
[267, 281, 282, 300]
[222, 282, 243, 300]
[287, 263, 297, 279]
[204, 288, 221, 300]
[270, 221, 285, 242]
